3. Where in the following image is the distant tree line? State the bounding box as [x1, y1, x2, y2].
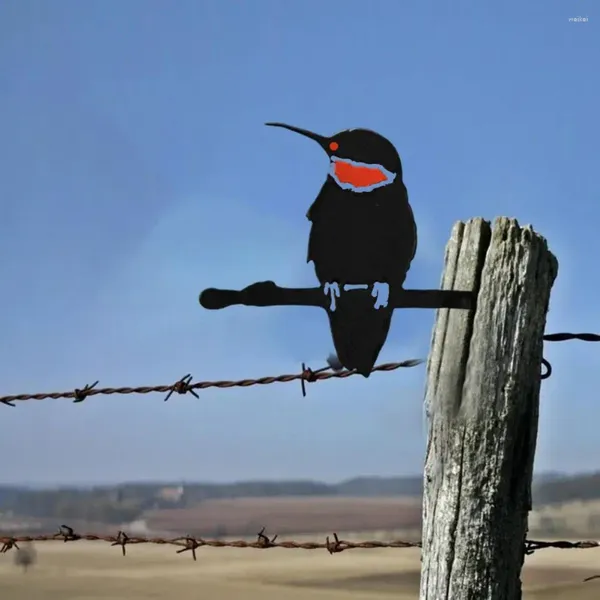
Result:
[0, 473, 597, 526]
[532, 472, 600, 505]
[0, 477, 422, 524]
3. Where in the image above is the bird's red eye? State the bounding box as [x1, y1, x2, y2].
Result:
[329, 142, 339, 151]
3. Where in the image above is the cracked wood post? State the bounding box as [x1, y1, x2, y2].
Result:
[420, 217, 558, 600]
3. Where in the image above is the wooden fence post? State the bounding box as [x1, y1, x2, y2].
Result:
[420, 217, 558, 600]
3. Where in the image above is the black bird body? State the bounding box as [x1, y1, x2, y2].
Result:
[307, 175, 416, 376]
[266, 123, 417, 377]
[307, 176, 416, 285]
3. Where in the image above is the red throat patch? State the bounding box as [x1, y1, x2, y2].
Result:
[333, 160, 389, 188]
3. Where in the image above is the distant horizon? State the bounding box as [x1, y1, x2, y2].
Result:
[0, 469, 587, 490]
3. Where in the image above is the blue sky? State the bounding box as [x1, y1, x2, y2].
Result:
[0, 0, 597, 485]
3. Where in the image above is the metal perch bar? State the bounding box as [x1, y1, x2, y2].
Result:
[199, 281, 475, 311]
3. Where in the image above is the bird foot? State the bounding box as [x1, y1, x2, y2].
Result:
[371, 282, 390, 309]
[323, 282, 340, 311]
[323, 282, 389, 311]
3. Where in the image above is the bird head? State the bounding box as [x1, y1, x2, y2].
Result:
[265, 122, 402, 193]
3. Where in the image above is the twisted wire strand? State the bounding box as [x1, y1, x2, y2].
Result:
[0, 332, 598, 406]
[2, 526, 598, 563]
[0, 358, 425, 406]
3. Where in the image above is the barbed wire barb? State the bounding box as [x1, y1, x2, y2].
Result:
[163, 374, 199, 402]
[55, 524, 81, 542]
[176, 536, 201, 561]
[111, 531, 130, 556]
[73, 381, 99, 403]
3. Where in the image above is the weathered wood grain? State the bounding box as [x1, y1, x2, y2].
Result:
[420, 217, 558, 600]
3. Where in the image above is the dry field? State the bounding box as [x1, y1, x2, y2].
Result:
[1, 538, 599, 600]
[143, 496, 600, 539]
[529, 500, 600, 538]
[144, 496, 423, 536]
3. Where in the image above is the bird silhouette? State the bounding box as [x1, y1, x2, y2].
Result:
[266, 123, 417, 377]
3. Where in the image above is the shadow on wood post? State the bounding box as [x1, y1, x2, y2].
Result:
[420, 217, 558, 600]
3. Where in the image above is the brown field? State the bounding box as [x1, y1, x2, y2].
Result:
[143, 496, 600, 540]
[1, 538, 599, 600]
[3, 497, 600, 599]
[144, 496, 423, 536]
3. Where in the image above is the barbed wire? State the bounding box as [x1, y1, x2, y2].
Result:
[0, 358, 425, 406]
[540, 332, 600, 379]
[1, 334, 600, 584]
[0, 332, 597, 407]
[3, 526, 599, 583]
[0, 526, 421, 558]
[543, 333, 600, 342]
[1, 526, 598, 562]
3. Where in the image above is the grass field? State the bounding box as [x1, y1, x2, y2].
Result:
[1, 539, 599, 599]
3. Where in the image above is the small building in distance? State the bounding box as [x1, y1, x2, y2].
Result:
[155, 485, 184, 504]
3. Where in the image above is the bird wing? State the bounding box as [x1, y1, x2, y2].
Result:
[405, 190, 418, 263]
[305, 184, 329, 264]
[307, 214, 318, 264]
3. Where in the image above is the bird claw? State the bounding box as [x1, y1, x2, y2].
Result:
[324, 282, 389, 310]
[323, 282, 340, 311]
[371, 282, 389, 309]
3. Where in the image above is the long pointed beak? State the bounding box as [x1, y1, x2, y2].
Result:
[265, 122, 330, 151]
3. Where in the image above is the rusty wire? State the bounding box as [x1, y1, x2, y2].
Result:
[0, 358, 425, 406]
[0, 526, 420, 558]
[1, 526, 598, 562]
[2, 529, 599, 586]
[0, 331, 598, 407]
[0, 332, 596, 406]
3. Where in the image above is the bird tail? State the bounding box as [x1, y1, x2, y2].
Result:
[327, 292, 393, 377]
